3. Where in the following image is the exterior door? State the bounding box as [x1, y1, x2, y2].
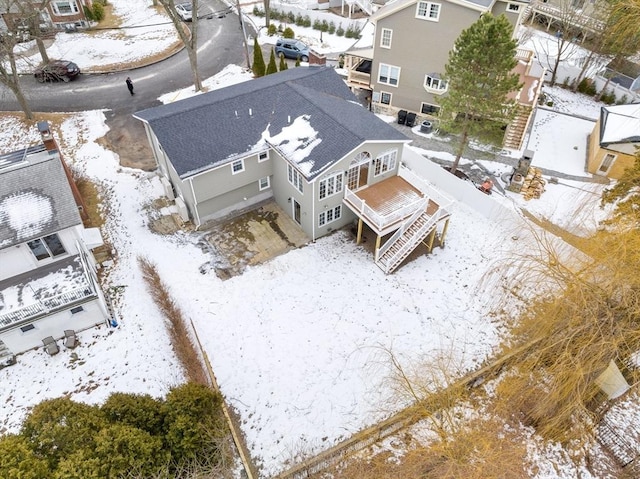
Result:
[347, 153, 371, 190]
[293, 199, 301, 224]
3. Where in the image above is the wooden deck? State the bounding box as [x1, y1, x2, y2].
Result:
[344, 176, 441, 235]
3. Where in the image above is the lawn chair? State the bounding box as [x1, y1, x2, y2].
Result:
[63, 330, 78, 349]
[42, 336, 59, 356]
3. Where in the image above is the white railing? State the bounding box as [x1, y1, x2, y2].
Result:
[344, 0, 373, 16]
[0, 285, 94, 328]
[515, 48, 533, 63]
[375, 198, 428, 263]
[344, 187, 429, 232]
[399, 166, 455, 212]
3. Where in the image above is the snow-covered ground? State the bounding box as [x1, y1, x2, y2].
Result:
[0, 2, 630, 476]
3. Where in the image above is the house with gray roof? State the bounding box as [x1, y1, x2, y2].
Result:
[344, 0, 545, 150]
[135, 67, 453, 273]
[0, 123, 111, 363]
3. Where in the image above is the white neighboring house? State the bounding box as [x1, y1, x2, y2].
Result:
[0, 122, 111, 365]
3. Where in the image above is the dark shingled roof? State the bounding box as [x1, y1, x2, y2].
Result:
[0, 148, 82, 249]
[134, 67, 409, 180]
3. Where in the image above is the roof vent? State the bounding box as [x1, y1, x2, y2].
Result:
[249, 108, 253, 116]
[288, 115, 291, 124]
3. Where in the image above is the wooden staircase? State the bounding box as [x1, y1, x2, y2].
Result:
[375, 204, 448, 274]
[503, 105, 532, 150]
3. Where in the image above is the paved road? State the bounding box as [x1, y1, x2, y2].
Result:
[0, 0, 249, 169]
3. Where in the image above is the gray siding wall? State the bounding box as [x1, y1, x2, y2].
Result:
[491, 2, 521, 29]
[372, 2, 482, 113]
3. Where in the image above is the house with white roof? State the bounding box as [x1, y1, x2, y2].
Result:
[135, 67, 453, 274]
[587, 104, 640, 179]
[0, 123, 111, 364]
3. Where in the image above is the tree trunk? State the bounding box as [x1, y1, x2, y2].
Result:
[572, 49, 595, 91]
[6, 56, 33, 120]
[595, 76, 612, 101]
[189, 0, 202, 91]
[35, 36, 50, 64]
[450, 123, 469, 177]
[264, 0, 270, 27]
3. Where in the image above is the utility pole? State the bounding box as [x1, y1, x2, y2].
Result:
[236, 0, 251, 69]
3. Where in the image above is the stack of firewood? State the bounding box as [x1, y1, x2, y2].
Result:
[522, 167, 546, 201]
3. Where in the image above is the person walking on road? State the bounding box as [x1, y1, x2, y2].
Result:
[126, 77, 134, 96]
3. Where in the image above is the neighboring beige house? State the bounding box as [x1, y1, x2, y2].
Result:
[526, 0, 606, 38]
[587, 104, 640, 179]
[344, 0, 545, 150]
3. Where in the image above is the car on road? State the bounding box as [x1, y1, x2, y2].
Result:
[34, 60, 81, 83]
[275, 39, 309, 62]
[175, 2, 193, 21]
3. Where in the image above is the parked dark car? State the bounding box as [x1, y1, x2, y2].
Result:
[34, 60, 81, 83]
[275, 39, 309, 62]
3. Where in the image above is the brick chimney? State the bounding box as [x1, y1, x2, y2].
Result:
[36, 121, 89, 222]
[309, 50, 326, 66]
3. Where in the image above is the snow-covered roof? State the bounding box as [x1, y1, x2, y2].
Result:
[0, 146, 82, 249]
[134, 67, 408, 181]
[599, 103, 640, 146]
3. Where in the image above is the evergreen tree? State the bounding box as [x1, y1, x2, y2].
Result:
[295, 56, 301, 67]
[439, 13, 521, 176]
[279, 54, 288, 71]
[0, 434, 50, 479]
[266, 48, 278, 75]
[252, 37, 266, 77]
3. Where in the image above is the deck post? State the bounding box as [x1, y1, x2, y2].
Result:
[425, 228, 437, 253]
[375, 235, 381, 251]
[439, 218, 451, 247]
[356, 218, 363, 244]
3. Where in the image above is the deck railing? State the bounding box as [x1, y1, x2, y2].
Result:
[399, 166, 455, 212]
[344, 187, 429, 232]
[375, 197, 429, 263]
[347, 69, 371, 87]
[0, 285, 95, 328]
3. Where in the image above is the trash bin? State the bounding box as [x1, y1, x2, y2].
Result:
[405, 112, 417, 127]
[397, 110, 407, 125]
[420, 120, 433, 133]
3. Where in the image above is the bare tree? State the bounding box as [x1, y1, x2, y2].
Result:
[528, 0, 591, 85]
[158, 0, 202, 92]
[0, 33, 33, 119]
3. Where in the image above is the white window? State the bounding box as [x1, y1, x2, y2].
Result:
[318, 205, 342, 227]
[52, 0, 79, 15]
[231, 159, 244, 174]
[319, 172, 343, 200]
[374, 150, 398, 176]
[287, 164, 304, 193]
[598, 153, 616, 173]
[380, 92, 392, 104]
[378, 63, 400, 87]
[380, 28, 393, 48]
[421, 102, 440, 115]
[507, 3, 520, 12]
[416, 1, 441, 21]
[424, 74, 448, 93]
[259, 176, 270, 190]
[27, 234, 66, 261]
[259, 151, 269, 162]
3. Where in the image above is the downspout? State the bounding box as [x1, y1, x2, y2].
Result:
[312, 178, 316, 241]
[188, 177, 202, 228]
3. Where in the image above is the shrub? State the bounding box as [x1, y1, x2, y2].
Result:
[561, 76, 571, 88]
[283, 26, 295, 39]
[163, 383, 225, 462]
[303, 15, 311, 27]
[84, 5, 95, 21]
[287, 11, 295, 23]
[266, 48, 278, 75]
[345, 26, 356, 38]
[617, 94, 629, 105]
[328, 21, 336, 34]
[101, 393, 166, 436]
[600, 90, 616, 105]
[92, 2, 105, 21]
[321, 19, 329, 32]
[576, 77, 596, 96]
[277, 23, 284, 33]
[252, 6, 264, 16]
[267, 23, 277, 36]
[268, 8, 280, 21]
[279, 55, 288, 71]
[313, 19, 322, 31]
[252, 37, 266, 77]
[336, 24, 345, 36]
[0, 434, 50, 479]
[295, 14, 304, 26]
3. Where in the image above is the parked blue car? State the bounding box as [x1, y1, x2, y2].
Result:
[275, 39, 310, 62]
